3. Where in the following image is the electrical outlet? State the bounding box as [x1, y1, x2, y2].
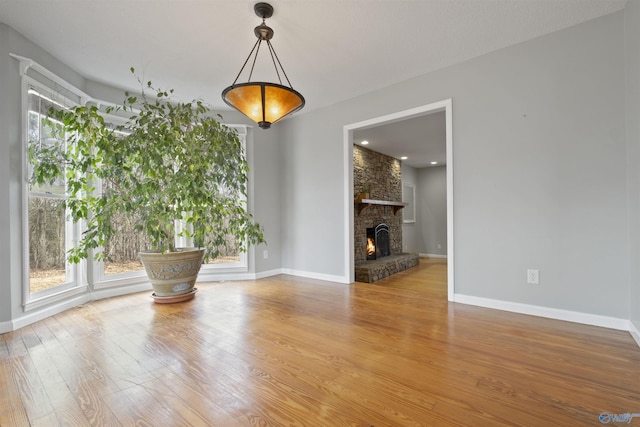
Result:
[527, 269, 539, 285]
[437, 244, 442, 249]
[263, 250, 268, 259]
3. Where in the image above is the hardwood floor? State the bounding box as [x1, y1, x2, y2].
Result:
[1, 258, 639, 426]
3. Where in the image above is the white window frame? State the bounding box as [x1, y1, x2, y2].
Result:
[21, 78, 89, 311]
[403, 183, 416, 223]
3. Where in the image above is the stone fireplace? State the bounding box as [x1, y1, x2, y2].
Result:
[353, 145, 418, 283]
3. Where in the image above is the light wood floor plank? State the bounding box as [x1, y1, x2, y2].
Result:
[1, 258, 640, 426]
[9, 355, 55, 422]
[0, 359, 31, 427]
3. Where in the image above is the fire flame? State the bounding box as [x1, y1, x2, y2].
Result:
[366, 237, 376, 256]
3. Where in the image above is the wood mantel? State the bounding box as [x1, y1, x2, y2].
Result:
[355, 198, 407, 216]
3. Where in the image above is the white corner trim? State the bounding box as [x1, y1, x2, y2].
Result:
[454, 294, 631, 331]
[281, 269, 350, 284]
[630, 320, 640, 348]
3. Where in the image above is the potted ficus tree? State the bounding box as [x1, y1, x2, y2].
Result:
[29, 69, 265, 302]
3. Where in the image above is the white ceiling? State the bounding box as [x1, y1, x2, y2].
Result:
[0, 0, 627, 164]
[354, 110, 446, 169]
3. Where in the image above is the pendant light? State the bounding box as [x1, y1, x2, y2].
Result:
[222, 2, 305, 129]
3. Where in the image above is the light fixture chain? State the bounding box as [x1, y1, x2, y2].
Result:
[267, 40, 295, 89]
[248, 39, 264, 83]
[266, 40, 283, 85]
[231, 38, 261, 85]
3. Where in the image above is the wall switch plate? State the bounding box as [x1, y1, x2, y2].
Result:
[527, 269, 539, 284]
[263, 250, 268, 259]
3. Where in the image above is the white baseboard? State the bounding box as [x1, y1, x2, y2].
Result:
[201, 267, 346, 284]
[197, 271, 258, 282]
[630, 320, 640, 347]
[253, 268, 284, 280]
[454, 294, 631, 331]
[10, 293, 91, 333]
[281, 268, 349, 284]
[197, 268, 284, 282]
[420, 253, 447, 259]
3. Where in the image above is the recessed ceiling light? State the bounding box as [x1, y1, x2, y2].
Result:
[430, 161, 438, 165]
[400, 156, 408, 160]
[361, 140, 369, 145]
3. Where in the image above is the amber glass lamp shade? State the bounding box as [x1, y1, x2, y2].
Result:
[222, 82, 305, 129]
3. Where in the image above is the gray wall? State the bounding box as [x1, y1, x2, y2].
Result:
[250, 123, 283, 273]
[401, 163, 447, 256]
[417, 166, 447, 256]
[626, 1, 640, 332]
[280, 11, 629, 318]
[279, 108, 347, 276]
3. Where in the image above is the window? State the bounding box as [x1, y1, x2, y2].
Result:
[26, 87, 83, 295]
[22, 61, 253, 304]
[92, 113, 149, 285]
[403, 183, 416, 223]
[92, 123, 251, 286]
[178, 125, 250, 274]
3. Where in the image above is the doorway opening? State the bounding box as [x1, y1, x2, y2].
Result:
[342, 99, 454, 300]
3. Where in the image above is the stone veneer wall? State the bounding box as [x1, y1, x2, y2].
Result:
[353, 145, 403, 263]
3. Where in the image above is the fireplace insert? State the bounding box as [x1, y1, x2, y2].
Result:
[366, 223, 390, 260]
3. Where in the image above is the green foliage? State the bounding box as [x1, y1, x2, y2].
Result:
[28, 70, 265, 262]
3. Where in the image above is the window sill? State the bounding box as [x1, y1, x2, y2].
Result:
[24, 284, 89, 312]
